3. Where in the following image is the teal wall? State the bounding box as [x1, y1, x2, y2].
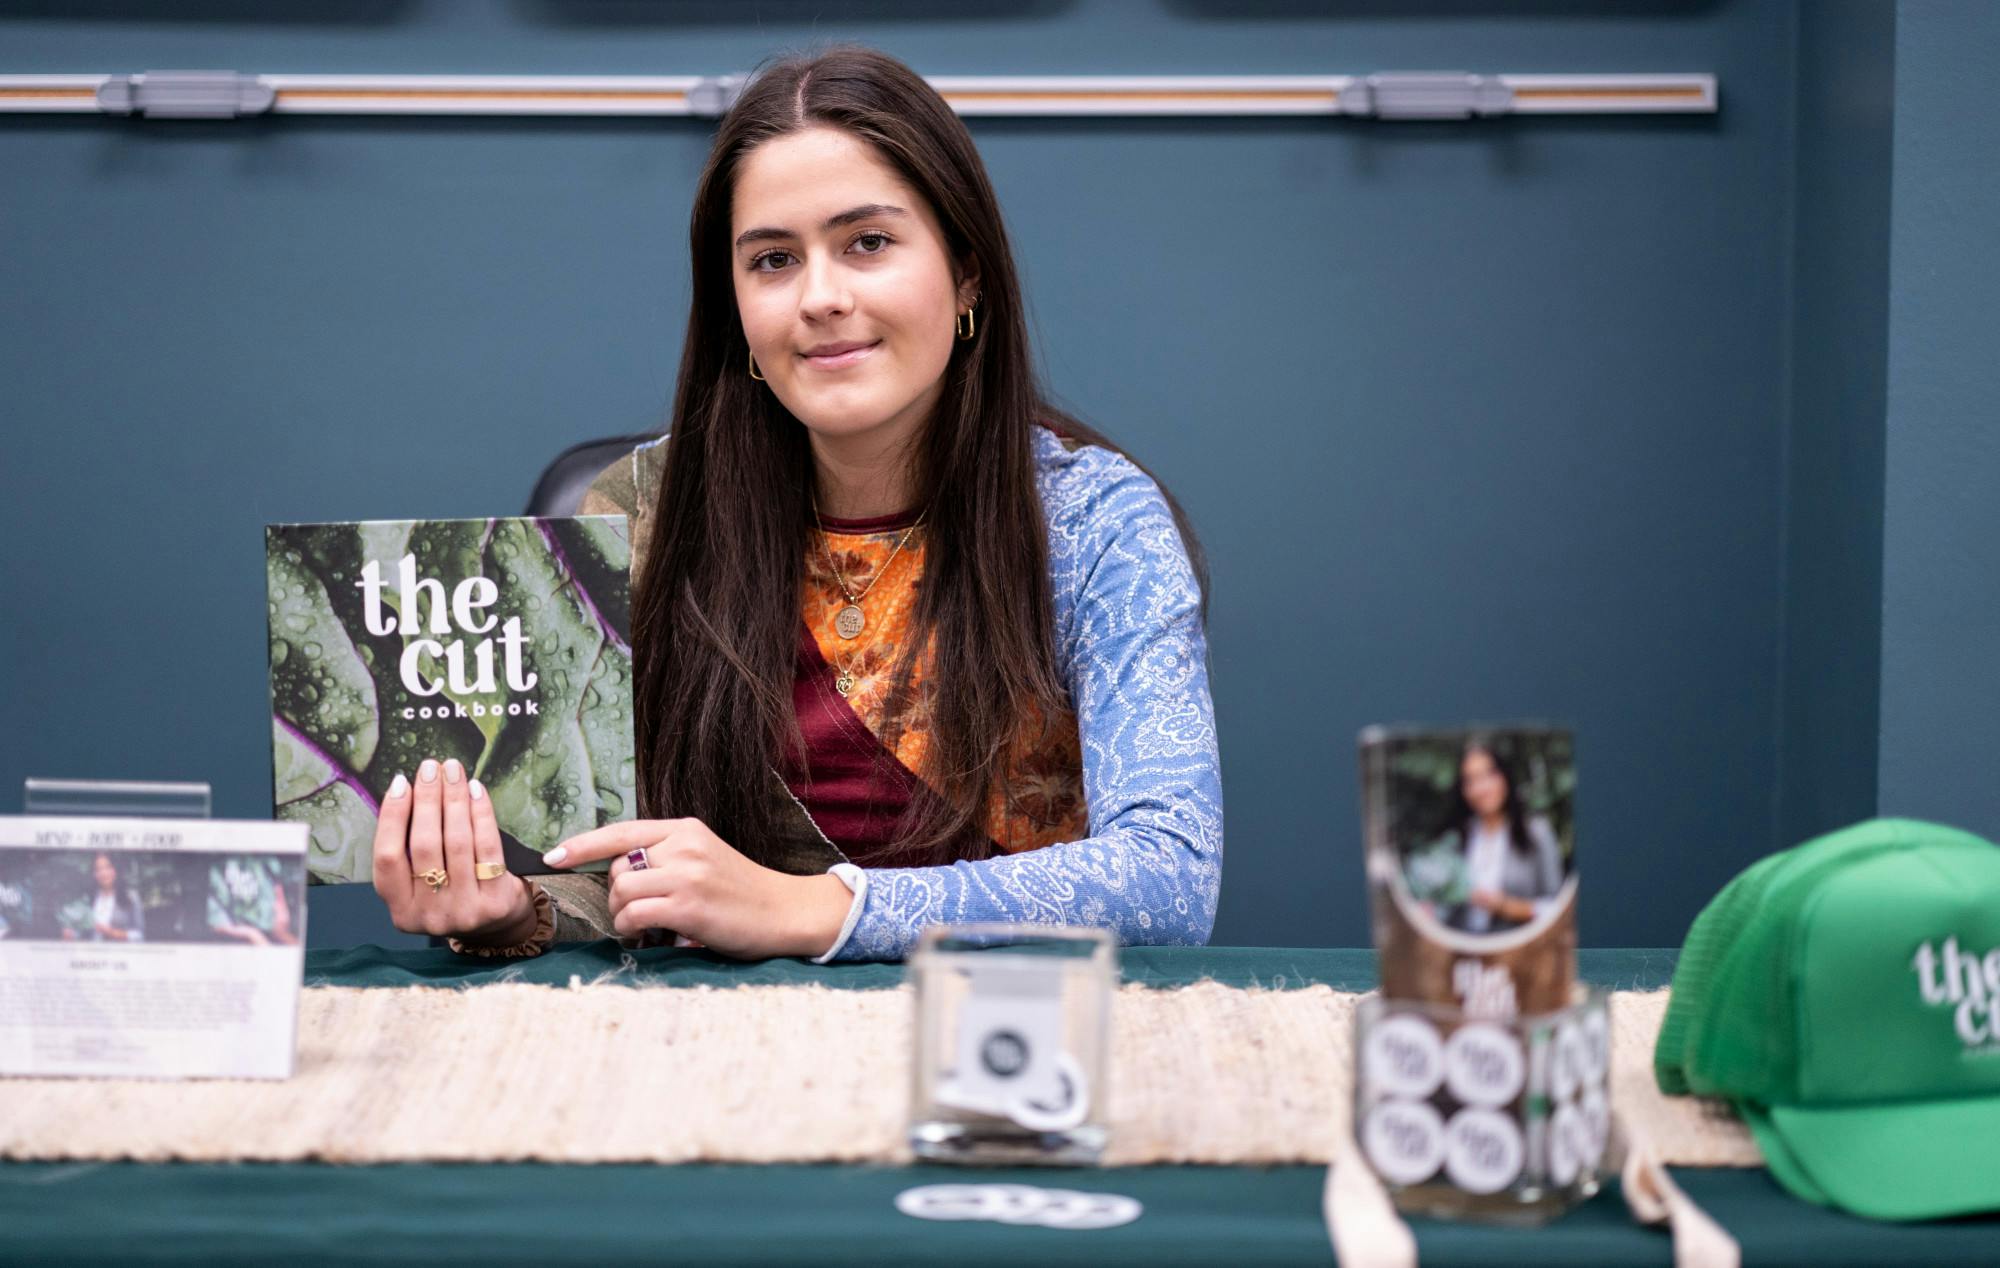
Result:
[1775, 0, 1892, 848]
[0, 2, 1836, 950]
[1877, 1, 2000, 827]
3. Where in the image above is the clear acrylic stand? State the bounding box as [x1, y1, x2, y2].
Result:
[23, 778, 213, 819]
[907, 924, 1116, 1165]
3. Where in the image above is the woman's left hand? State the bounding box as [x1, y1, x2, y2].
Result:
[544, 819, 856, 961]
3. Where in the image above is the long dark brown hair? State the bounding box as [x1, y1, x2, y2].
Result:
[633, 45, 1204, 865]
[1451, 743, 1535, 859]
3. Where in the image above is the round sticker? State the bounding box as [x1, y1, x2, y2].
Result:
[1033, 1190, 1145, 1231]
[1006, 1052, 1090, 1133]
[1443, 1023, 1526, 1108]
[984, 1184, 1064, 1225]
[1444, 1108, 1525, 1195]
[895, 1185, 990, 1221]
[1581, 1008, 1610, 1083]
[1547, 1103, 1588, 1187]
[981, 1029, 1031, 1079]
[1550, 1020, 1586, 1103]
[1362, 1099, 1448, 1186]
[893, 1185, 1142, 1230]
[1362, 1013, 1446, 1100]
[1578, 1087, 1610, 1167]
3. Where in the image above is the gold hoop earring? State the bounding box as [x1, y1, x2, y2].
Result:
[748, 348, 765, 381]
[956, 306, 976, 342]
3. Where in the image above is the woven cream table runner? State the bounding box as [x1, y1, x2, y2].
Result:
[1, 982, 1759, 1167]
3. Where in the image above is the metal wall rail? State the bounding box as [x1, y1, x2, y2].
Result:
[0, 72, 1715, 121]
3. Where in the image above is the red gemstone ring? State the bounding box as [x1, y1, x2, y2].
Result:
[625, 847, 651, 871]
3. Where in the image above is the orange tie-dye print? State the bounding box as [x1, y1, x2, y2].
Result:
[803, 516, 1088, 854]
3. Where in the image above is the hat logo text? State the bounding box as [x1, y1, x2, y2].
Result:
[1911, 937, 2000, 1048]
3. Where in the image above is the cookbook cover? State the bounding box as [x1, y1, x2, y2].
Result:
[265, 516, 636, 884]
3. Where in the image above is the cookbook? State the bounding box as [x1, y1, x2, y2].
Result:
[265, 516, 637, 884]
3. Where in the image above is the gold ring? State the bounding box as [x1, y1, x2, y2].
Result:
[474, 862, 507, 881]
[418, 867, 449, 893]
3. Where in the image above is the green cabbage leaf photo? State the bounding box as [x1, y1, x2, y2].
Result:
[264, 516, 636, 884]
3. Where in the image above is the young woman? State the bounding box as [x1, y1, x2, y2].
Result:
[1440, 744, 1563, 935]
[62, 853, 145, 944]
[369, 45, 1222, 962]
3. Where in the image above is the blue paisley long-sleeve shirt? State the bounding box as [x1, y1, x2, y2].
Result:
[537, 426, 1223, 960]
[826, 428, 1223, 960]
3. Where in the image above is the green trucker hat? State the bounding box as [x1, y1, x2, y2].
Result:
[1655, 817, 2000, 1220]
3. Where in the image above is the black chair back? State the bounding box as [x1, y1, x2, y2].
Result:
[524, 432, 658, 516]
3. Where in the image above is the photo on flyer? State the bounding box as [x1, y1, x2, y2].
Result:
[0, 848, 305, 948]
[0, 818, 309, 1080]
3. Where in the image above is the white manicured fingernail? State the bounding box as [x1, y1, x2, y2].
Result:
[544, 846, 569, 867]
[386, 773, 409, 799]
[419, 759, 439, 784]
[468, 778, 486, 802]
[443, 758, 463, 784]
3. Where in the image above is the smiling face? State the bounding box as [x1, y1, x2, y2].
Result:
[92, 853, 117, 892]
[1460, 748, 1510, 820]
[730, 127, 978, 463]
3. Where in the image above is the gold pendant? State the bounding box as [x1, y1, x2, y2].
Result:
[835, 603, 865, 640]
[835, 671, 856, 697]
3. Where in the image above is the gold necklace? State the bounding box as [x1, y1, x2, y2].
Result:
[812, 496, 926, 697]
[830, 649, 861, 698]
[814, 496, 926, 641]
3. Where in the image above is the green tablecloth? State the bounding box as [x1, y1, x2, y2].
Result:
[4, 946, 1997, 1266]
[297, 942, 1687, 994]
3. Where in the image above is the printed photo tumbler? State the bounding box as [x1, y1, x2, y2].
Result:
[907, 924, 1116, 1166]
[1354, 990, 1612, 1224]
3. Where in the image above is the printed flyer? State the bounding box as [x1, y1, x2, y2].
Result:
[265, 515, 637, 884]
[0, 816, 308, 1080]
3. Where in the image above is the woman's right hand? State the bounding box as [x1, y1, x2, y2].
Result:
[372, 757, 538, 944]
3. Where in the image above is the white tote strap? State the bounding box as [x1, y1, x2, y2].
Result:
[1325, 1134, 1419, 1268]
[1327, 1118, 1739, 1267]
[1620, 1117, 1742, 1268]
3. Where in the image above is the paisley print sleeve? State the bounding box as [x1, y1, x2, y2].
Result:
[831, 442, 1223, 961]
